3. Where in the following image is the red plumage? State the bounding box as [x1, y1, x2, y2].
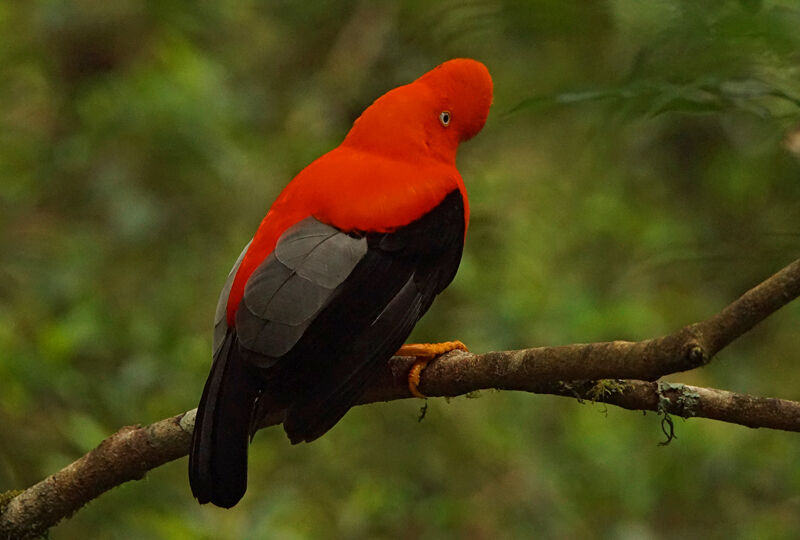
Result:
[226, 58, 491, 324]
[190, 58, 493, 508]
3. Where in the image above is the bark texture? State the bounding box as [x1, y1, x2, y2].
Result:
[2, 257, 799, 539]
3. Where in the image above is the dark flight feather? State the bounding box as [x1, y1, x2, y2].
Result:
[189, 328, 260, 508]
[190, 189, 465, 506]
[264, 189, 465, 442]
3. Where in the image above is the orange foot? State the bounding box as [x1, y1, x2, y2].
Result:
[396, 340, 468, 398]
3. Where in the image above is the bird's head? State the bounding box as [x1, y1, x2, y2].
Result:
[343, 58, 493, 164]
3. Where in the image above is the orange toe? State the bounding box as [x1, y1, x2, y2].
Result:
[399, 341, 468, 398]
[408, 357, 430, 399]
[396, 340, 468, 359]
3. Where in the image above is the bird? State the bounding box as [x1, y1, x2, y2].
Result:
[189, 58, 493, 508]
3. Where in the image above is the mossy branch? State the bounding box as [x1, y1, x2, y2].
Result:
[2, 257, 799, 539]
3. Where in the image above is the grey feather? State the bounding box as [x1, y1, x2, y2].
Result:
[236, 302, 310, 361]
[247, 267, 331, 325]
[236, 217, 367, 360]
[293, 232, 367, 288]
[263, 274, 331, 324]
[275, 217, 367, 287]
[274, 218, 336, 268]
[243, 252, 334, 325]
[242, 253, 293, 318]
[213, 241, 251, 357]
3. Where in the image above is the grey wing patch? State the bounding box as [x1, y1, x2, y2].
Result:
[213, 240, 251, 357]
[236, 308, 309, 361]
[273, 218, 334, 268]
[276, 220, 367, 288]
[244, 253, 330, 324]
[236, 217, 367, 363]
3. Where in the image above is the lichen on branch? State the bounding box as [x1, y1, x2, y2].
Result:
[2, 257, 799, 540]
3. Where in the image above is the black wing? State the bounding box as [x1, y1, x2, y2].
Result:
[250, 188, 466, 443]
[236, 217, 368, 363]
[190, 188, 464, 506]
[190, 219, 368, 507]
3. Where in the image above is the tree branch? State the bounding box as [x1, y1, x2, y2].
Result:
[2, 257, 799, 539]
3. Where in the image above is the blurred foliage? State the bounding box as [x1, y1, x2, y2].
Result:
[1, 0, 799, 538]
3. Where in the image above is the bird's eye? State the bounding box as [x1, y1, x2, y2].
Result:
[439, 110, 451, 127]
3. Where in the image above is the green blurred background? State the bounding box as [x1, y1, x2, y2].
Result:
[1, 0, 799, 538]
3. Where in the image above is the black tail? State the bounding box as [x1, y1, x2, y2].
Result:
[189, 329, 260, 508]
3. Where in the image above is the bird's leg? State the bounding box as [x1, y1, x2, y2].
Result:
[395, 340, 468, 398]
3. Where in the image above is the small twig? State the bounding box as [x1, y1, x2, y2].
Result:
[417, 400, 429, 422]
[659, 413, 677, 446]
